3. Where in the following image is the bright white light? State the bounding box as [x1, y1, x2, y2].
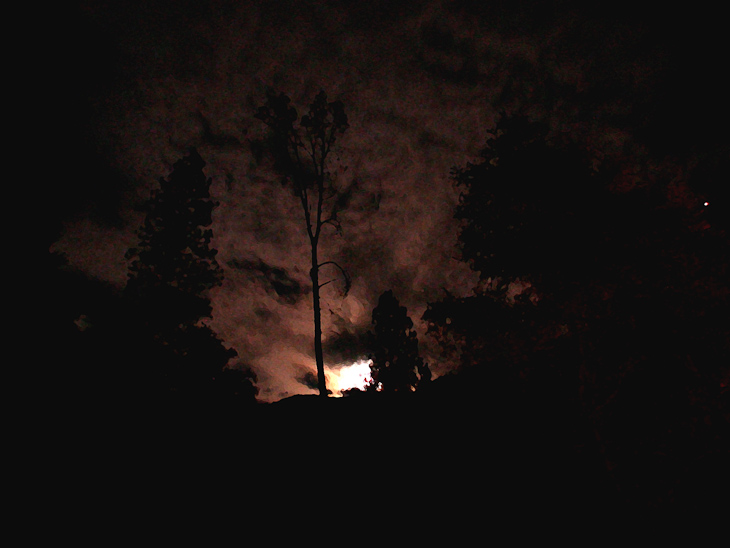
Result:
[329, 359, 373, 395]
[704, 201, 709, 207]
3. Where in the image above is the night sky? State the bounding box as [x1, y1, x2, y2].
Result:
[48, 0, 728, 402]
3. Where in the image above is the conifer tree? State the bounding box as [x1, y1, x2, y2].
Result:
[125, 148, 237, 395]
[369, 290, 430, 393]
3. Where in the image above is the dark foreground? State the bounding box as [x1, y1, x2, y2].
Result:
[40, 368, 728, 534]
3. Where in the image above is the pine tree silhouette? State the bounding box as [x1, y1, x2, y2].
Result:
[369, 290, 430, 394]
[125, 148, 239, 397]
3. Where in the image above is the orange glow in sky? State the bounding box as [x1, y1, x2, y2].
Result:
[328, 359, 373, 396]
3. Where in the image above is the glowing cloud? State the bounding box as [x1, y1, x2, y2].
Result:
[328, 359, 373, 395]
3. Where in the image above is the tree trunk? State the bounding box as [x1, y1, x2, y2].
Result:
[311, 239, 327, 397]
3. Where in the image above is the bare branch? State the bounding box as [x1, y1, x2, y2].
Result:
[321, 216, 343, 236]
[317, 260, 351, 296]
[322, 185, 338, 201]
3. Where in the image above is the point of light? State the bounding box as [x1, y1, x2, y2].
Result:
[704, 201, 709, 207]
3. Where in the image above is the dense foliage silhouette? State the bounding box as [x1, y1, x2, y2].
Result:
[368, 290, 430, 393]
[425, 112, 730, 509]
[452, 113, 602, 292]
[124, 148, 254, 402]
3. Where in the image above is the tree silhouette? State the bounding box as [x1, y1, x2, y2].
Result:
[426, 112, 602, 400]
[452, 112, 600, 296]
[255, 90, 351, 397]
[369, 290, 430, 393]
[430, 112, 730, 508]
[124, 148, 241, 398]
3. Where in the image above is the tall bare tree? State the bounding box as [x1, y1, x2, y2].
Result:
[256, 90, 351, 397]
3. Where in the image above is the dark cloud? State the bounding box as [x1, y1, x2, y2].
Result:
[417, 17, 482, 86]
[227, 258, 309, 305]
[296, 370, 319, 391]
[196, 112, 244, 151]
[322, 327, 373, 367]
[254, 307, 280, 324]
